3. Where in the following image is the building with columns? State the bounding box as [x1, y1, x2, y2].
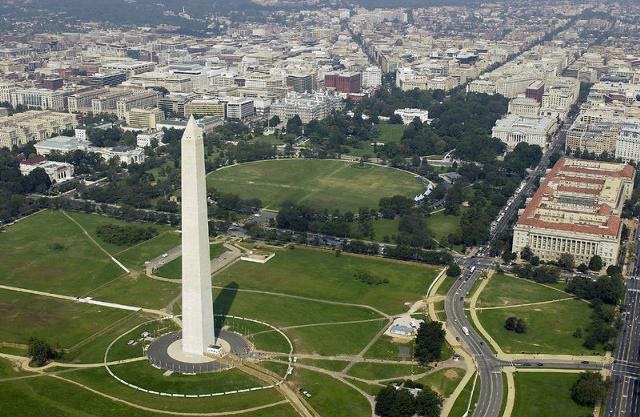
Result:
[512, 158, 635, 267]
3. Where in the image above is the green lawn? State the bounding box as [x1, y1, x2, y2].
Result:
[426, 210, 463, 245]
[416, 367, 465, 398]
[62, 367, 288, 414]
[449, 372, 480, 417]
[116, 232, 181, 270]
[154, 243, 228, 279]
[291, 368, 371, 417]
[86, 274, 179, 310]
[65, 211, 175, 256]
[213, 288, 380, 328]
[285, 320, 386, 356]
[207, 159, 424, 212]
[297, 359, 349, 372]
[477, 273, 572, 308]
[0, 289, 131, 350]
[347, 362, 429, 381]
[109, 361, 265, 395]
[364, 335, 414, 361]
[0, 375, 297, 417]
[372, 218, 399, 241]
[253, 134, 285, 146]
[436, 276, 457, 296]
[512, 372, 594, 417]
[0, 356, 32, 378]
[0, 210, 123, 295]
[477, 299, 600, 355]
[61, 312, 156, 364]
[376, 123, 405, 143]
[216, 247, 440, 315]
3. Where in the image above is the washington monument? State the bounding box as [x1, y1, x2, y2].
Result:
[180, 116, 215, 355]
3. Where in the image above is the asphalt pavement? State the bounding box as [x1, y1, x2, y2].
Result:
[605, 235, 640, 417]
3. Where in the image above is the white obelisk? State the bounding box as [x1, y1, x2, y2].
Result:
[181, 116, 215, 355]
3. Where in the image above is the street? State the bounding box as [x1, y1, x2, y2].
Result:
[605, 232, 640, 417]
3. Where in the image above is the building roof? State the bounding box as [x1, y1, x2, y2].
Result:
[515, 157, 634, 237]
[21, 155, 46, 165]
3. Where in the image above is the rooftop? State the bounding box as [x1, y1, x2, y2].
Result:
[516, 157, 635, 237]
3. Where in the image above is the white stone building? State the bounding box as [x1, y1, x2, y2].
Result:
[492, 115, 557, 149]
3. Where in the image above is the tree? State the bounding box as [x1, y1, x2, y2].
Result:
[558, 253, 575, 271]
[415, 322, 446, 364]
[505, 316, 518, 331]
[571, 372, 608, 407]
[268, 115, 280, 126]
[415, 388, 443, 417]
[577, 263, 589, 273]
[27, 337, 56, 366]
[505, 317, 527, 333]
[501, 251, 516, 264]
[520, 246, 533, 261]
[446, 262, 461, 277]
[374, 385, 415, 417]
[286, 115, 303, 136]
[514, 318, 527, 334]
[588, 255, 603, 271]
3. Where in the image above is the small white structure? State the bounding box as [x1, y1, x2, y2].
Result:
[389, 324, 414, 337]
[206, 344, 223, 356]
[394, 108, 431, 125]
[137, 131, 165, 148]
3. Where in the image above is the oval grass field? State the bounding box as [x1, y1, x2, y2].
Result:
[207, 159, 425, 212]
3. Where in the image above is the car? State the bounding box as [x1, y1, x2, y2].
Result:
[581, 360, 589, 364]
[161, 253, 168, 258]
[536, 362, 544, 366]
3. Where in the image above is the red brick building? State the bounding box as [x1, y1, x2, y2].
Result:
[324, 72, 361, 94]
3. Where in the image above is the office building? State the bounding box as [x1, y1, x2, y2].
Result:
[512, 158, 635, 267]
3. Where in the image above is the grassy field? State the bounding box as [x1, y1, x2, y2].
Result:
[207, 159, 424, 212]
[0, 357, 32, 378]
[426, 210, 463, 249]
[297, 359, 349, 372]
[364, 335, 414, 360]
[64, 211, 176, 255]
[372, 218, 399, 241]
[477, 273, 572, 308]
[155, 244, 228, 279]
[110, 361, 265, 394]
[116, 232, 181, 270]
[477, 299, 599, 355]
[213, 288, 380, 327]
[216, 247, 440, 315]
[290, 368, 371, 417]
[0, 375, 299, 417]
[376, 123, 405, 143]
[285, 320, 386, 356]
[346, 362, 429, 380]
[449, 372, 480, 417]
[512, 372, 593, 417]
[436, 276, 457, 296]
[416, 367, 465, 398]
[0, 210, 123, 295]
[86, 274, 179, 310]
[0, 289, 132, 350]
